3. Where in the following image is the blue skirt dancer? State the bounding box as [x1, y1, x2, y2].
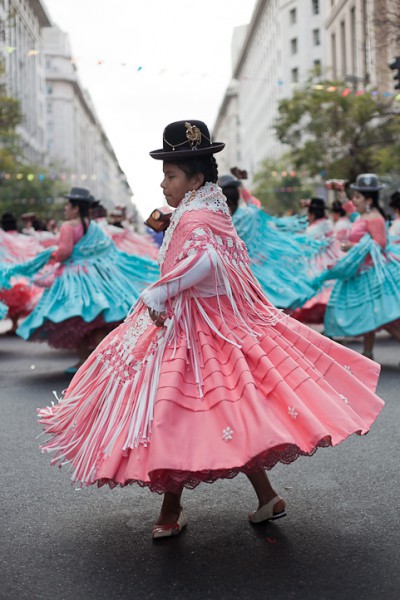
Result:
[16, 221, 159, 350]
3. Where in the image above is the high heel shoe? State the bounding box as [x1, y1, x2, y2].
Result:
[152, 507, 187, 539]
[248, 496, 287, 524]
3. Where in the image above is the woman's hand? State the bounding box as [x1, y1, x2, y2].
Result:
[340, 240, 353, 252]
[148, 307, 167, 327]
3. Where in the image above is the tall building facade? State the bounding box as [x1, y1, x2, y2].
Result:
[214, 0, 398, 186]
[214, 0, 328, 184]
[0, 2, 133, 208]
[326, 0, 399, 92]
[42, 26, 132, 207]
[1, 0, 50, 163]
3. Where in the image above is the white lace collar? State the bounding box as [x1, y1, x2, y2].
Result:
[158, 182, 229, 266]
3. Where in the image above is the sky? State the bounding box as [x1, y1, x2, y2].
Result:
[42, 0, 257, 218]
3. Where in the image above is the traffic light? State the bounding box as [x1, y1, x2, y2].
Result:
[389, 56, 400, 90]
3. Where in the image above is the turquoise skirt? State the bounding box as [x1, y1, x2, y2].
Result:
[324, 260, 400, 337]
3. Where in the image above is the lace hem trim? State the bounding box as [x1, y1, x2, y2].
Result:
[75, 437, 342, 494]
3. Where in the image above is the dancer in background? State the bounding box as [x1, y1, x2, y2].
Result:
[315, 174, 400, 359]
[92, 202, 159, 260]
[16, 187, 159, 373]
[331, 200, 352, 241]
[219, 174, 316, 311]
[292, 198, 341, 325]
[38, 121, 383, 540]
[0, 212, 43, 334]
[388, 190, 400, 239]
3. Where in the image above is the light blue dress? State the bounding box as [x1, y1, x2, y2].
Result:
[233, 205, 321, 310]
[313, 220, 400, 337]
[16, 221, 159, 348]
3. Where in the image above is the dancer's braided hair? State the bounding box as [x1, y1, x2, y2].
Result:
[168, 155, 219, 185]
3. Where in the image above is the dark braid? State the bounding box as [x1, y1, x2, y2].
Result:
[364, 190, 386, 220]
[222, 186, 240, 215]
[71, 200, 90, 234]
[168, 155, 219, 184]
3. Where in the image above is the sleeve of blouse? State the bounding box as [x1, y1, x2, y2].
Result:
[141, 248, 216, 312]
[53, 223, 75, 262]
[366, 219, 387, 249]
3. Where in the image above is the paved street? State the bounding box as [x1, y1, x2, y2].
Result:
[1, 322, 399, 600]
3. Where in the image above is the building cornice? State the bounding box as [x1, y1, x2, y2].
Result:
[325, 0, 348, 29]
[233, 0, 267, 77]
[30, 0, 52, 27]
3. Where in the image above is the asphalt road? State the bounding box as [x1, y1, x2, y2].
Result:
[1, 323, 399, 600]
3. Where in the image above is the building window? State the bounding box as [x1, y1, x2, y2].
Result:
[291, 38, 298, 54]
[340, 20, 347, 76]
[312, 0, 320, 15]
[331, 33, 337, 79]
[313, 29, 320, 45]
[314, 59, 321, 73]
[351, 6, 357, 76]
[291, 67, 299, 83]
[290, 8, 296, 24]
[46, 83, 52, 95]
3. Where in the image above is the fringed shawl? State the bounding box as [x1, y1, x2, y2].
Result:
[117, 184, 284, 447]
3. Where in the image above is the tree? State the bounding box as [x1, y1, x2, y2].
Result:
[0, 166, 65, 221]
[0, 64, 63, 221]
[0, 61, 23, 156]
[251, 157, 312, 214]
[274, 80, 400, 183]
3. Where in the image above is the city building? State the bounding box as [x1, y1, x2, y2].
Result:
[214, 0, 328, 184]
[0, 1, 133, 208]
[0, 0, 51, 164]
[43, 25, 132, 207]
[326, 0, 399, 92]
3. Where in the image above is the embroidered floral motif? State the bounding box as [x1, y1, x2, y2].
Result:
[288, 406, 298, 420]
[344, 365, 352, 372]
[339, 394, 349, 404]
[222, 426, 234, 441]
[121, 310, 152, 355]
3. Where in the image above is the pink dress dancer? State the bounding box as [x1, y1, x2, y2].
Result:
[0, 228, 43, 331]
[38, 121, 384, 539]
[293, 218, 341, 324]
[38, 185, 383, 490]
[104, 223, 159, 260]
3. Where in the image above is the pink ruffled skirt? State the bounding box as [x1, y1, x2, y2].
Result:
[38, 296, 383, 493]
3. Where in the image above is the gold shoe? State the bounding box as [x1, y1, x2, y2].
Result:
[248, 496, 287, 524]
[152, 508, 187, 539]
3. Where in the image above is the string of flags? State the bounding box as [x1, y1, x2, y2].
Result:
[4, 46, 399, 97]
[0, 173, 98, 182]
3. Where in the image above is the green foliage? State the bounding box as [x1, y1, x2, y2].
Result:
[274, 80, 400, 182]
[0, 165, 65, 221]
[252, 157, 312, 214]
[0, 66, 63, 221]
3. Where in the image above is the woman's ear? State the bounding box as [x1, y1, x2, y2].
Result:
[192, 173, 205, 190]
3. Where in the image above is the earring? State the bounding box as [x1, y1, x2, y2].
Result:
[366, 203, 371, 213]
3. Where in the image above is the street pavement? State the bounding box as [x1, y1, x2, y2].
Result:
[0, 320, 399, 600]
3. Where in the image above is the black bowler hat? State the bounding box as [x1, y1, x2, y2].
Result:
[150, 120, 225, 160]
[64, 187, 95, 202]
[309, 197, 326, 210]
[218, 174, 241, 189]
[350, 173, 383, 192]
